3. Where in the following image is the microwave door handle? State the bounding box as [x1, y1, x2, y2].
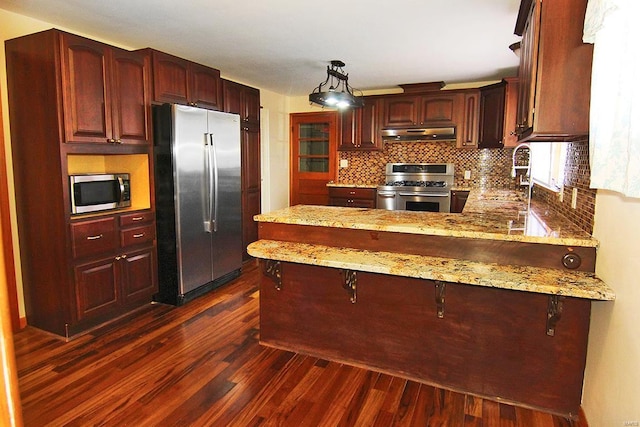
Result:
[209, 133, 219, 233]
[117, 176, 125, 204]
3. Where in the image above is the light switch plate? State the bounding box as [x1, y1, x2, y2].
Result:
[464, 170, 471, 180]
[339, 159, 349, 168]
[571, 188, 578, 209]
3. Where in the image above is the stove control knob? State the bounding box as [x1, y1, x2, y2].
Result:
[562, 252, 581, 269]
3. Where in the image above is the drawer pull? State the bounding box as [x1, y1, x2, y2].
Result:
[133, 233, 145, 238]
[131, 217, 144, 221]
[86, 234, 103, 241]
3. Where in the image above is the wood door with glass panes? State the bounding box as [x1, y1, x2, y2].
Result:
[290, 112, 338, 206]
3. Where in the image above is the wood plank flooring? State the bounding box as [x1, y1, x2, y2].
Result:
[13, 261, 585, 426]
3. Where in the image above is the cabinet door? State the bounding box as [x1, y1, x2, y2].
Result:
[241, 86, 261, 129]
[74, 256, 119, 321]
[502, 78, 520, 148]
[420, 94, 458, 126]
[516, 0, 539, 135]
[242, 129, 261, 259]
[458, 91, 479, 148]
[111, 49, 151, 144]
[338, 108, 357, 150]
[61, 34, 113, 144]
[189, 62, 222, 110]
[120, 246, 157, 305]
[478, 83, 506, 148]
[151, 51, 190, 105]
[382, 96, 419, 127]
[359, 98, 383, 150]
[222, 79, 242, 115]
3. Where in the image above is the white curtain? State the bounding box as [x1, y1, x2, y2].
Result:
[584, 0, 640, 198]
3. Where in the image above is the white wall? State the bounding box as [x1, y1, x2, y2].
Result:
[583, 190, 640, 425]
[258, 89, 291, 212]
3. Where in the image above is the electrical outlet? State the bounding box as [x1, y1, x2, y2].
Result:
[464, 170, 471, 180]
[558, 187, 564, 203]
[571, 188, 578, 209]
[339, 159, 349, 168]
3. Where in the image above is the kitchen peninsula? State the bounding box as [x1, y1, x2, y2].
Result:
[248, 190, 614, 418]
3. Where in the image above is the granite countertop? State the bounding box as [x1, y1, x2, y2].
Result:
[254, 189, 598, 247]
[247, 240, 615, 301]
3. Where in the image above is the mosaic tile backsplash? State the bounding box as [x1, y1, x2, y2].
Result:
[337, 140, 596, 234]
[531, 141, 596, 234]
[337, 141, 518, 188]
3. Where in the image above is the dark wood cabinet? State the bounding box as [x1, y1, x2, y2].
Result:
[382, 92, 461, 129]
[328, 187, 376, 208]
[223, 79, 260, 130]
[458, 90, 480, 148]
[478, 82, 506, 148]
[450, 190, 470, 213]
[5, 29, 157, 337]
[148, 50, 222, 110]
[382, 96, 420, 127]
[515, 0, 593, 142]
[338, 97, 383, 151]
[61, 33, 151, 146]
[222, 79, 261, 259]
[71, 211, 157, 325]
[419, 93, 459, 126]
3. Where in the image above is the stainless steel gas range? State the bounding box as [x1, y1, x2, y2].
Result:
[377, 163, 455, 212]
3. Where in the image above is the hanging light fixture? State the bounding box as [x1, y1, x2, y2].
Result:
[308, 60, 364, 109]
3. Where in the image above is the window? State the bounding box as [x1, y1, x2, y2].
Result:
[529, 142, 567, 192]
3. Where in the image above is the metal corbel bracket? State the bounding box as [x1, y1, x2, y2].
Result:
[264, 260, 282, 290]
[546, 295, 564, 336]
[435, 281, 446, 319]
[342, 270, 357, 303]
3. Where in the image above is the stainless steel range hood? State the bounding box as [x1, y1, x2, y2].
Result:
[381, 126, 456, 142]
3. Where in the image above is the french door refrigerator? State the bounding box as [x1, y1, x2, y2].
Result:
[153, 104, 242, 305]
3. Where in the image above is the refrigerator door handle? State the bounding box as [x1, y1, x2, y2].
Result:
[203, 134, 212, 233]
[209, 133, 219, 232]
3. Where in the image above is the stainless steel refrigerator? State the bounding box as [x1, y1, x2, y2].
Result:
[153, 104, 242, 305]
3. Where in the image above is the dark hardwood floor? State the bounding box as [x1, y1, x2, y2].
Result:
[14, 261, 585, 426]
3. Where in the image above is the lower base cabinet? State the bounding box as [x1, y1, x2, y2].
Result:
[328, 187, 376, 208]
[65, 210, 158, 337]
[259, 260, 590, 418]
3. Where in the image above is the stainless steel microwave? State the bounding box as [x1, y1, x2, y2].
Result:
[70, 173, 131, 214]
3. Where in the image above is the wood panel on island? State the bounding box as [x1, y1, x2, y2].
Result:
[5, 29, 158, 337]
[249, 197, 614, 417]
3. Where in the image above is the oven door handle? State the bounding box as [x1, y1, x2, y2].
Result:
[398, 192, 450, 197]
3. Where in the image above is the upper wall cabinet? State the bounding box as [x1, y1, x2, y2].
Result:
[515, 0, 593, 142]
[339, 96, 383, 151]
[147, 49, 223, 111]
[222, 79, 260, 131]
[478, 82, 506, 148]
[478, 78, 520, 148]
[458, 90, 480, 149]
[382, 92, 461, 129]
[61, 33, 151, 146]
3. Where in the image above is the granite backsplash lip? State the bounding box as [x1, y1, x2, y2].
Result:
[256, 189, 597, 247]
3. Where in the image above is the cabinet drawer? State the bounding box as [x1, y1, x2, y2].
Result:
[71, 217, 118, 258]
[328, 187, 376, 200]
[120, 211, 154, 226]
[121, 224, 156, 247]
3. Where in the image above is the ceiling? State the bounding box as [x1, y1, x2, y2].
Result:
[0, 0, 523, 96]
